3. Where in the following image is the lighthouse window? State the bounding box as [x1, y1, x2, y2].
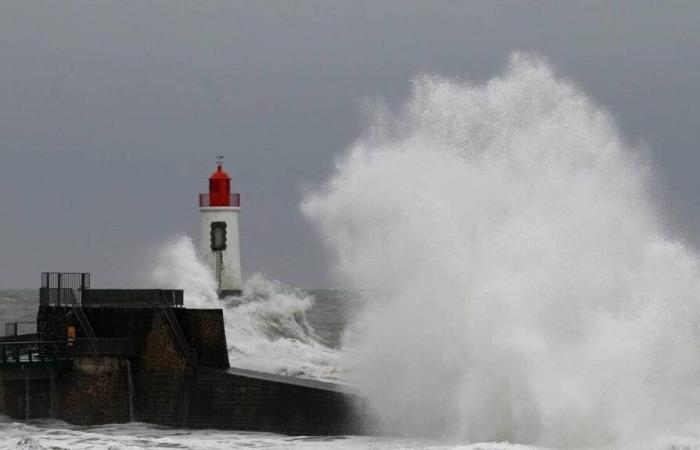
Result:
[211, 222, 227, 251]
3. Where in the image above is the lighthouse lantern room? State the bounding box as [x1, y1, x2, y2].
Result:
[199, 156, 242, 297]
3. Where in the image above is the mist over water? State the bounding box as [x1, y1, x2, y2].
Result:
[303, 53, 700, 447]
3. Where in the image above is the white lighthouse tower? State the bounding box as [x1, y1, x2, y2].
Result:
[199, 156, 243, 297]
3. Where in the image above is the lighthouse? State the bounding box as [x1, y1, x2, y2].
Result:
[199, 156, 242, 297]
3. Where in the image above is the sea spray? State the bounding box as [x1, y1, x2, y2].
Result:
[150, 235, 341, 382]
[151, 235, 219, 307]
[303, 53, 700, 446]
[223, 276, 341, 380]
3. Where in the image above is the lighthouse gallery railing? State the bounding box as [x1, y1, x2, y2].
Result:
[198, 193, 240, 207]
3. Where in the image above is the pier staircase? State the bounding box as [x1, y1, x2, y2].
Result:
[37, 272, 195, 365]
[161, 292, 196, 365]
[73, 306, 98, 352]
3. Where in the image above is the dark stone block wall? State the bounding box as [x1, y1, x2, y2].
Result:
[37, 306, 72, 341]
[36, 306, 230, 369]
[0, 376, 52, 419]
[132, 368, 194, 426]
[140, 314, 187, 371]
[3, 305, 365, 435]
[132, 367, 362, 435]
[0, 361, 130, 424]
[188, 368, 360, 435]
[56, 357, 130, 425]
[175, 309, 228, 368]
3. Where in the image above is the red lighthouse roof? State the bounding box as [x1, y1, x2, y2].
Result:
[209, 164, 231, 180]
[199, 157, 241, 207]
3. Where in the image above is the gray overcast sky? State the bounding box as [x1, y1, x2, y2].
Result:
[1, 1, 699, 288]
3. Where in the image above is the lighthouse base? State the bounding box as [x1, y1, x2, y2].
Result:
[218, 289, 242, 299]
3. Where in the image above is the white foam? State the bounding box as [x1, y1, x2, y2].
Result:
[6, 416, 700, 449]
[303, 53, 700, 446]
[151, 234, 219, 308]
[0, 416, 548, 449]
[150, 235, 341, 382]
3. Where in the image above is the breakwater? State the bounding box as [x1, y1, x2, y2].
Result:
[0, 282, 361, 435]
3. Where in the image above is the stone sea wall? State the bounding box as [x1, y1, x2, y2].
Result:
[57, 356, 130, 424]
[1, 305, 361, 435]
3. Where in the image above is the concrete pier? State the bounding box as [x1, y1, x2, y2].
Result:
[1, 289, 362, 434]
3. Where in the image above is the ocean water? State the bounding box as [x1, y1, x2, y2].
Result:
[0, 418, 541, 450]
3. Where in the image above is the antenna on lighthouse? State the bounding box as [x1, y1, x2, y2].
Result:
[216, 155, 224, 168]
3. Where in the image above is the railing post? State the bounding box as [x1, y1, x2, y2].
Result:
[57, 273, 62, 306]
[80, 273, 86, 305]
[49, 369, 56, 418]
[25, 370, 30, 422]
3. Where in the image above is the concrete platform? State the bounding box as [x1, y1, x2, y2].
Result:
[225, 366, 351, 393]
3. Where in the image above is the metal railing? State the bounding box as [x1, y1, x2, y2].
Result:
[82, 289, 183, 308]
[0, 338, 137, 365]
[0, 340, 70, 365]
[198, 193, 240, 207]
[5, 322, 36, 337]
[73, 306, 98, 352]
[40, 272, 90, 306]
